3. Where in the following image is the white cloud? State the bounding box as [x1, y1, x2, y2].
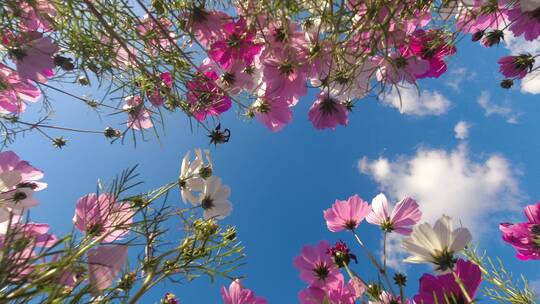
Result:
[454, 121, 470, 140]
[381, 233, 408, 271]
[477, 91, 520, 123]
[358, 144, 523, 237]
[445, 68, 477, 93]
[380, 85, 451, 116]
[521, 71, 540, 94]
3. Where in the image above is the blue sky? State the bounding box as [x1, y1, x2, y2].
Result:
[9, 35, 540, 303]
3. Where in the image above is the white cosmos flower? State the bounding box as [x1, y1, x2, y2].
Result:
[0, 171, 38, 223]
[199, 176, 232, 220]
[402, 215, 472, 273]
[179, 149, 212, 205]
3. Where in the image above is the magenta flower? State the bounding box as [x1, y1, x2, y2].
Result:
[88, 245, 128, 293]
[73, 193, 134, 242]
[186, 70, 232, 121]
[414, 259, 482, 304]
[162, 293, 180, 304]
[298, 273, 359, 304]
[327, 241, 357, 268]
[498, 55, 535, 79]
[366, 193, 422, 235]
[323, 194, 370, 232]
[221, 279, 268, 304]
[148, 71, 174, 107]
[209, 18, 262, 69]
[500, 202, 540, 260]
[253, 90, 293, 132]
[308, 92, 349, 130]
[123, 95, 154, 130]
[0, 64, 41, 114]
[5, 32, 59, 83]
[294, 240, 341, 288]
[508, 5, 540, 41]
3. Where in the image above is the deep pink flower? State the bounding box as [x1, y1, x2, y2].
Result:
[253, 89, 293, 132]
[148, 71, 174, 106]
[500, 202, 540, 260]
[308, 92, 349, 130]
[498, 55, 535, 79]
[0, 150, 46, 190]
[323, 194, 370, 232]
[88, 245, 128, 293]
[163, 293, 180, 304]
[294, 240, 341, 288]
[414, 259, 482, 304]
[366, 193, 422, 235]
[221, 279, 268, 304]
[508, 5, 540, 41]
[402, 29, 456, 78]
[123, 95, 153, 130]
[186, 70, 232, 121]
[209, 18, 262, 69]
[73, 193, 134, 242]
[0, 64, 41, 114]
[298, 273, 359, 304]
[327, 241, 357, 268]
[5, 32, 59, 83]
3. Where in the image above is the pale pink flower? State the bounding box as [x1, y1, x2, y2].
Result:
[252, 87, 293, 132]
[294, 240, 341, 288]
[298, 274, 359, 304]
[369, 291, 410, 304]
[498, 54, 535, 79]
[500, 202, 540, 260]
[200, 58, 258, 96]
[6, 32, 59, 83]
[137, 14, 175, 54]
[73, 193, 134, 242]
[456, 2, 508, 34]
[376, 53, 429, 84]
[188, 9, 230, 47]
[323, 194, 371, 232]
[88, 245, 128, 293]
[0, 64, 41, 114]
[123, 95, 153, 130]
[308, 92, 349, 130]
[0, 150, 46, 190]
[17, 0, 57, 31]
[221, 279, 268, 304]
[366, 194, 422, 235]
[209, 18, 263, 69]
[186, 70, 232, 121]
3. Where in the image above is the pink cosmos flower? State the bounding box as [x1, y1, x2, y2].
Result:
[369, 291, 410, 304]
[308, 92, 349, 130]
[0, 64, 41, 114]
[73, 193, 134, 242]
[123, 95, 153, 130]
[188, 9, 230, 47]
[252, 86, 293, 132]
[500, 201, 540, 260]
[376, 53, 429, 84]
[5, 32, 59, 83]
[200, 58, 258, 96]
[221, 279, 268, 304]
[508, 5, 540, 41]
[298, 273, 359, 304]
[0, 150, 46, 190]
[294, 240, 341, 288]
[497, 54, 535, 79]
[148, 71, 173, 107]
[323, 194, 370, 232]
[19, 0, 57, 31]
[209, 18, 263, 69]
[456, 2, 508, 34]
[162, 293, 180, 304]
[137, 14, 175, 54]
[88, 245, 128, 293]
[402, 29, 456, 78]
[366, 193, 422, 235]
[186, 70, 232, 121]
[414, 259, 482, 304]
